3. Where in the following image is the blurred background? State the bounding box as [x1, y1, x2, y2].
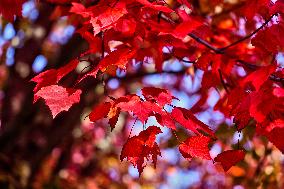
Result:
[0, 0, 284, 189]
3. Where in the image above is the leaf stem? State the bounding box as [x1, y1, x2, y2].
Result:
[128, 117, 138, 138]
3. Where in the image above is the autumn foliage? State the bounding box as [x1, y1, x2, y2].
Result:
[0, 0, 284, 188]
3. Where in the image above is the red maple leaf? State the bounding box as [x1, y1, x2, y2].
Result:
[89, 102, 112, 122]
[252, 21, 284, 54]
[256, 119, 284, 154]
[240, 64, 276, 91]
[90, 2, 127, 35]
[116, 95, 163, 123]
[35, 85, 82, 118]
[171, 107, 216, 138]
[153, 112, 176, 129]
[70, 2, 92, 18]
[171, 18, 203, 40]
[78, 48, 136, 81]
[141, 87, 175, 106]
[31, 69, 58, 95]
[179, 135, 212, 161]
[249, 83, 282, 123]
[31, 59, 79, 94]
[115, 18, 137, 37]
[120, 126, 162, 175]
[214, 150, 245, 172]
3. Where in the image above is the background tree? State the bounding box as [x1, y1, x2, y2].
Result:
[0, 0, 283, 188]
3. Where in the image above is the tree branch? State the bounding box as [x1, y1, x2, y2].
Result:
[188, 13, 278, 53]
[188, 33, 224, 54]
[219, 13, 278, 52]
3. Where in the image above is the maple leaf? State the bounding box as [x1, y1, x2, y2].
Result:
[196, 52, 215, 71]
[31, 69, 58, 95]
[252, 21, 284, 54]
[256, 119, 284, 154]
[232, 95, 252, 130]
[221, 86, 253, 130]
[141, 87, 175, 106]
[70, 2, 92, 18]
[115, 18, 137, 37]
[267, 128, 284, 154]
[240, 64, 276, 91]
[116, 95, 163, 123]
[90, 2, 127, 35]
[120, 126, 162, 175]
[138, 126, 163, 146]
[98, 49, 136, 72]
[264, 119, 284, 154]
[31, 59, 79, 94]
[153, 112, 176, 130]
[249, 83, 283, 123]
[89, 102, 112, 122]
[160, 14, 203, 40]
[171, 107, 216, 138]
[35, 85, 82, 118]
[78, 49, 136, 81]
[89, 101, 121, 130]
[179, 135, 212, 161]
[214, 150, 245, 172]
[172, 19, 203, 40]
[0, 0, 25, 21]
[201, 71, 220, 89]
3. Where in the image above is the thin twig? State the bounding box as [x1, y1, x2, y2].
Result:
[175, 56, 196, 64]
[219, 13, 278, 52]
[188, 13, 278, 53]
[218, 69, 229, 93]
[236, 59, 259, 70]
[180, 59, 196, 64]
[188, 33, 224, 54]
